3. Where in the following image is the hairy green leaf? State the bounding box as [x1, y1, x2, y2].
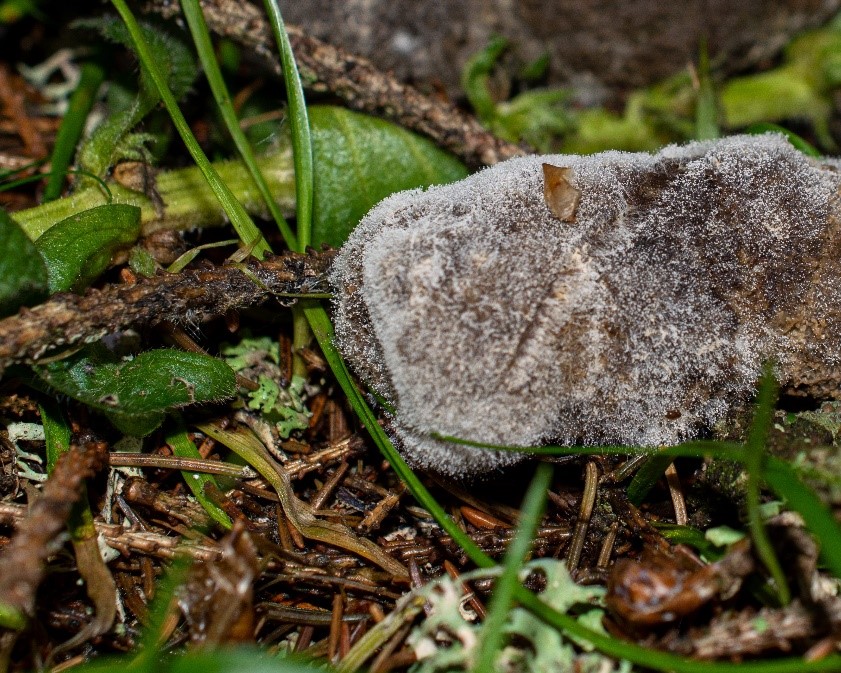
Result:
[74, 16, 199, 178]
[0, 208, 48, 316]
[309, 105, 468, 247]
[36, 346, 236, 436]
[35, 204, 140, 293]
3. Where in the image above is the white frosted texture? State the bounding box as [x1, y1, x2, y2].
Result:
[330, 134, 841, 477]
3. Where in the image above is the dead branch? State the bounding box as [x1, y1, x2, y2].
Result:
[0, 248, 335, 372]
[143, 0, 527, 169]
[0, 501, 222, 563]
[0, 440, 108, 620]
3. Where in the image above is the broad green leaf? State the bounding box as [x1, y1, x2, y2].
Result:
[309, 105, 468, 247]
[0, 208, 48, 316]
[36, 346, 236, 436]
[35, 204, 141, 293]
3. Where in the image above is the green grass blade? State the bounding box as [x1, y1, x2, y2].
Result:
[109, 0, 270, 258]
[431, 431, 742, 460]
[626, 452, 676, 505]
[41, 401, 98, 543]
[133, 556, 193, 664]
[261, 3, 314, 377]
[745, 122, 822, 157]
[461, 36, 509, 123]
[744, 366, 790, 604]
[765, 457, 841, 579]
[514, 587, 841, 673]
[164, 418, 233, 530]
[261, 0, 313, 251]
[694, 40, 720, 141]
[303, 301, 495, 570]
[179, 0, 297, 251]
[40, 399, 72, 475]
[475, 462, 553, 673]
[44, 61, 104, 201]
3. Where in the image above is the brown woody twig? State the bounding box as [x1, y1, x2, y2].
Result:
[144, 0, 527, 169]
[0, 249, 335, 373]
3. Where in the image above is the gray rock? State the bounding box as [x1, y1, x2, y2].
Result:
[284, 0, 841, 100]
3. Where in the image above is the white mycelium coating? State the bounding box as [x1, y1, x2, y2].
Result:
[330, 134, 841, 477]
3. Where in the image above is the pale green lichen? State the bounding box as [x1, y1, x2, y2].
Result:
[222, 335, 311, 438]
[406, 560, 626, 673]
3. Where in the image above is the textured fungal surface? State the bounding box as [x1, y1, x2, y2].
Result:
[330, 134, 841, 477]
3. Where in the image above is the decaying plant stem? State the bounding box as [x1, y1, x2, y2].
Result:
[0, 248, 335, 372]
[13, 146, 297, 241]
[143, 0, 527, 169]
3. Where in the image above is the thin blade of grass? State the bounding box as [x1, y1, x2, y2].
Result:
[514, 587, 841, 673]
[430, 431, 742, 460]
[261, 0, 312, 252]
[765, 456, 841, 580]
[44, 62, 105, 202]
[165, 238, 238, 273]
[262, 1, 314, 378]
[41, 400, 71, 475]
[746, 122, 822, 157]
[474, 462, 553, 673]
[179, 0, 297, 250]
[40, 401, 117, 652]
[302, 301, 491, 571]
[744, 365, 790, 604]
[694, 40, 720, 141]
[109, 0, 270, 258]
[133, 556, 193, 662]
[627, 452, 677, 505]
[164, 418, 233, 530]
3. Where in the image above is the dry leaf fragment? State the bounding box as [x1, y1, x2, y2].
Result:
[542, 164, 580, 221]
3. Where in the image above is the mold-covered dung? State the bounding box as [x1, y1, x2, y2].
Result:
[330, 134, 841, 477]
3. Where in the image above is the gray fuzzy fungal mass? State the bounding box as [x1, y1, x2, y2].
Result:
[330, 134, 841, 478]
